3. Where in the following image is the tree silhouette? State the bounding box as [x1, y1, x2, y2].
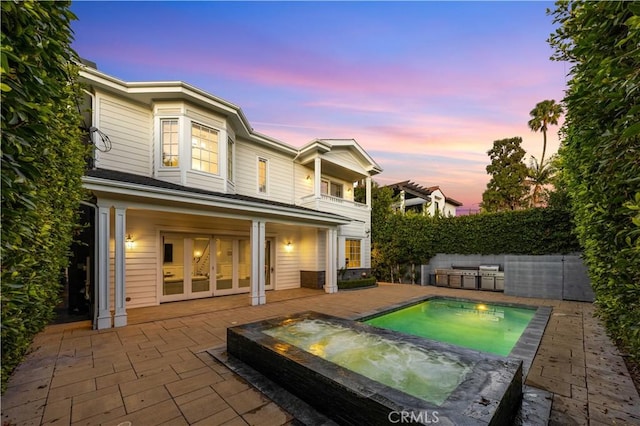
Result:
[527, 99, 563, 167]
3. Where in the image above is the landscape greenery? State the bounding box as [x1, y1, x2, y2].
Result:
[369, 184, 580, 284]
[548, 1, 640, 360]
[1, 1, 87, 391]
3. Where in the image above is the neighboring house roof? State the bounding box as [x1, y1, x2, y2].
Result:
[84, 168, 352, 225]
[385, 180, 463, 207]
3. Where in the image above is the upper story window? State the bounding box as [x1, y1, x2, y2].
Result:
[258, 158, 268, 193]
[345, 239, 361, 268]
[321, 179, 344, 198]
[191, 122, 218, 174]
[161, 119, 179, 167]
[227, 137, 234, 182]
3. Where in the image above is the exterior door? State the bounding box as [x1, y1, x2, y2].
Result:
[161, 234, 213, 302]
[214, 237, 251, 295]
[265, 239, 274, 290]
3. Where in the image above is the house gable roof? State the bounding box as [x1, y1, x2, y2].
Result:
[385, 180, 463, 207]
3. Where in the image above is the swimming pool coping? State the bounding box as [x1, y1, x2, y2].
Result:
[353, 295, 552, 379]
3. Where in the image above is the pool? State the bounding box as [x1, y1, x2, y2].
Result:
[263, 316, 472, 405]
[363, 298, 536, 356]
[226, 311, 523, 425]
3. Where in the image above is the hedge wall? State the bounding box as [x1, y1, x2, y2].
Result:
[549, 1, 640, 359]
[372, 207, 581, 283]
[1, 1, 87, 392]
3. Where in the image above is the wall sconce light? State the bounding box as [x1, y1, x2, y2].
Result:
[347, 187, 352, 193]
[125, 234, 134, 249]
[285, 241, 293, 252]
[305, 175, 311, 181]
[194, 250, 202, 262]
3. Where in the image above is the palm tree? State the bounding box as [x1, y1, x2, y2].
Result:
[527, 156, 556, 207]
[527, 99, 563, 166]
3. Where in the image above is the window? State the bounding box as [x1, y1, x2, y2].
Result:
[345, 239, 361, 268]
[191, 122, 218, 173]
[258, 158, 268, 193]
[161, 119, 179, 167]
[227, 137, 234, 181]
[321, 179, 343, 198]
[330, 182, 343, 198]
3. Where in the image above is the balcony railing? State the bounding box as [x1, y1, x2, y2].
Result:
[300, 194, 368, 209]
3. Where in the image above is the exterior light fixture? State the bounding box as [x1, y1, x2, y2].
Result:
[125, 234, 134, 249]
[285, 241, 293, 252]
[305, 175, 311, 181]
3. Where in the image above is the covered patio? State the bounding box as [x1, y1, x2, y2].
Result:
[2, 284, 639, 425]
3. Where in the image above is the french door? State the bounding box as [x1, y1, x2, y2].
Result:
[213, 237, 251, 296]
[160, 233, 274, 301]
[161, 234, 213, 302]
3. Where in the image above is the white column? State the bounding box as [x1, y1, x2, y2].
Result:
[113, 207, 127, 327]
[314, 157, 322, 199]
[366, 176, 372, 208]
[96, 205, 111, 329]
[325, 228, 338, 293]
[250, 220, 266, 305]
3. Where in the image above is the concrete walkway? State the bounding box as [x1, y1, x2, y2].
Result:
[2, 284, 639, 425]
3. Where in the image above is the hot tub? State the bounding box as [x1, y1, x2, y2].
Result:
[227, 311, 523, 425]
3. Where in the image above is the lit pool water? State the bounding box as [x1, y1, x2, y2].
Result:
[364, 298, 536, 356]
[264, 318, 472, 405]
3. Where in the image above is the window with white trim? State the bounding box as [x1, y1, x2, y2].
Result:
[345, 239, 361, 268]
[321, 179, 343, 198]
[227, 137, 234, 182]
[161, 119, 179, 167]
[191, 122, 218, 173]
[258, 158, 268, 193]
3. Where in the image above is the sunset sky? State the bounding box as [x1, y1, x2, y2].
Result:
[70, 1, 567, 211]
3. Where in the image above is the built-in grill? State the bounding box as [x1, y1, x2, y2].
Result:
[435, 269, 451, 287]
[447, 269, 464, 288]
[479, 265, 504, 291]
[433, 265, 504, 292]
[451, 266, 479, 290]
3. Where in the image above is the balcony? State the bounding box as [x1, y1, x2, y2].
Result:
[300, 194, 369, 222]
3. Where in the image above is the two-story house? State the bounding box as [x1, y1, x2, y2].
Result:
[75, 64, 382, 329]
[386, 181, 462, 217]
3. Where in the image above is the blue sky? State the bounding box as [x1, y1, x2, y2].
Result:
[70, 1, 567, 210]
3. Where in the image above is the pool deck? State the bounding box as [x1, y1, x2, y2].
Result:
[2, 283, 639, 425]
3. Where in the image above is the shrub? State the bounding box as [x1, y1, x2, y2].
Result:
[338, 278, 377, 290]
[1, 1, 87, 392]
[549, 1, 640, 359]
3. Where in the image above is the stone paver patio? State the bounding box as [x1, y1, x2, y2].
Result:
[2, 283, 639, 425]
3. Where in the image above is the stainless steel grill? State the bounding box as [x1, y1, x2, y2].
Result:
[435, 269, 451, 287]
[479, 265, 504, 291]
[452, 265, 479, 289]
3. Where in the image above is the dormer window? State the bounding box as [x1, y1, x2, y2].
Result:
[161, 119, 179, 167]
[191, 122, 218, 174]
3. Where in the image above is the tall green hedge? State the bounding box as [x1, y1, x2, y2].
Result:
[549, 1, 640, 359]
[1, 1, 87, 392]
[372, 207, 581, 283]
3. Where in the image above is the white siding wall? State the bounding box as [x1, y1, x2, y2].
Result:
[94, 92, 152, 175]
[294, 164, 315, 201]
[123, 212, 159, 308]
[235, 138, 295, 203]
